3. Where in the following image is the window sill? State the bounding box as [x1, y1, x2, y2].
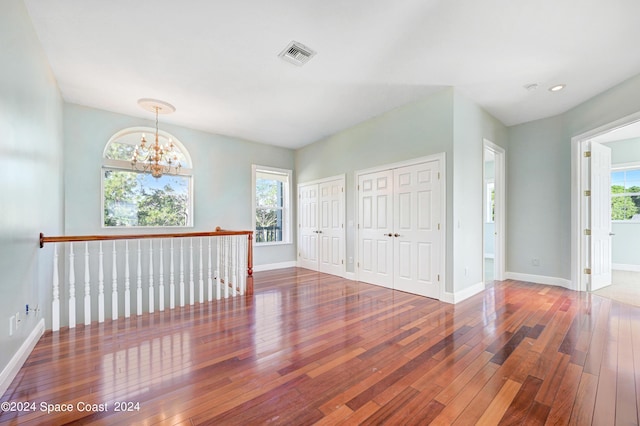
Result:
[255, 241, 292, 247]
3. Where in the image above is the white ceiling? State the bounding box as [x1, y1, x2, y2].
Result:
[23, 0, 640, 149]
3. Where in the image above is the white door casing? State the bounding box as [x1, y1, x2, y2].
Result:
[589, 142, 612, 291]
[297, 176, 346, 276]
[358, 170, 394, 289]
[357, 156, 443, 298]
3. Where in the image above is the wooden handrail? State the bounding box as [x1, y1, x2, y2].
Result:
[39, 227, 252, 248]
[39, 226, 254, 297]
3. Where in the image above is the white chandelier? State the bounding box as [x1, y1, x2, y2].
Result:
[131, 98, 181, 178]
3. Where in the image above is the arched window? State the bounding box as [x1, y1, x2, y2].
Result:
[102, 127, 193, 227]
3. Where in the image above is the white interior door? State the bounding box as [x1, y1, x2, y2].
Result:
[590, 142, 612, 291]
[298, 184, 318, 270]
[392, 161, 440, 298]
[358, 170, 394, 289]
[318, 180, 344, 275]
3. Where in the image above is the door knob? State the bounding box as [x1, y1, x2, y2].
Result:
[384, 233, 393, 237]
[394, 233, 400, 237]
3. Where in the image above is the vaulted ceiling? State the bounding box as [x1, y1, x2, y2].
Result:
[23, 0, 640, 148]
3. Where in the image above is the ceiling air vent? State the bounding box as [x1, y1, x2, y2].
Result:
[278, 41, 316, 66]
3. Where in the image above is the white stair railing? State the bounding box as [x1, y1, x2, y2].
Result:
[39, 229, 254, 332]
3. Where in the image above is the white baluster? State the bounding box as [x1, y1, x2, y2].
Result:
[69, 243, 76, 328]
[232, 236, 238, 296]
[215, 237, 221, 300]
[112, 241, 118, 321]
[52, 244, 60, 332]
[189, 238, 194, 305]
[137, 240, 142, 316]
[84, 242, 91, 325]
[159, 240, 165, 312]
[207, 237, 213, 302]
[224, 236, 230, 299]
[148, 239, 154, 314]
[199, 238, 204, 303]
[124, 241, 131, 318]
[179, 239, 185, 307]
[170, 239, 176, 309]
[98, 242, 104, 323]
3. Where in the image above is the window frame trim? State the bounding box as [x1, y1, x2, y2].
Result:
[101, 127, 194, 229]
[252, 164, 292, 246]
[611, 162, 640, 223]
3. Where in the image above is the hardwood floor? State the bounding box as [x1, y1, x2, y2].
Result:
[1, 268, 639, 425]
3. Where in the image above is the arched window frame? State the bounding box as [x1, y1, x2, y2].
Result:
[101, 127, 194, 228]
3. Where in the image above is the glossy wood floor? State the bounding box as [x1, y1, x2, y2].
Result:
[1, 268, 639, 425]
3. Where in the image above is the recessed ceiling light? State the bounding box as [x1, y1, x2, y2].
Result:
[549, 84, 566, 92]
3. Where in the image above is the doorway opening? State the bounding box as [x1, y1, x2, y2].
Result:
[483, 140, 505, 284]
[572, 114, 640, 305]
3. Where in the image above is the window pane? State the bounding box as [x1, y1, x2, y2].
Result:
[626, 170, 640, 193]
[255, 208, 283, 242]
[106, 131, 189, 166]
[103, 169, 190, 227]
[611, 171, 625, 193]
[612, 195, 639, 221]
[256, 178, 283, 208]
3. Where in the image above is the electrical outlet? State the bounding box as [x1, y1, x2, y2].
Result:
[532, 258, 540, 266]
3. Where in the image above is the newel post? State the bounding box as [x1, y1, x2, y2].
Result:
[246, 233, 253, 296]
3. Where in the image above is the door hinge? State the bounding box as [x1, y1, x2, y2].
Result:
[438, 172, 440, 179]
[584, 151, 591, 158]
[342, 187, 344, 192]
[437, 274, 440, 281]
[357, 262, 360, 268]
[437, 223, 440, 230]
[584, 229, 591, 236]
[584, 268, 591, 275]
[341, 259, 344, 265]
[298, 252, 301, 257]
[357, 184, 360, 190]
[584, 190, 591, 196]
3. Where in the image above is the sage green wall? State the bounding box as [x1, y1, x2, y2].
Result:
[507, 73, 640, 281]
[63, 103, 296, 267]
[507, 115, 567, 278]
[452, 92, 508, 290]
[0, 0, 64, 379]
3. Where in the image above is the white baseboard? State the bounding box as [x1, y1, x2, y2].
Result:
[505, 272, 574, 290]
[344, 272, 356, 281]
[613, 263, 640, 272]
[254, 261, 297, 272]
[0, 318, 45, 397]
[441, 281, 485, 304]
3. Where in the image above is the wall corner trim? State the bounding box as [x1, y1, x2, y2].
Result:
[441, 281, 485, 304]
[0, 318, 45, 397]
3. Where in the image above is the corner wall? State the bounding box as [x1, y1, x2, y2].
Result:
[0, 0, 64, 394]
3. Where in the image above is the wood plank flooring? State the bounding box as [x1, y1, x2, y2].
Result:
[1, 268, 639, 425]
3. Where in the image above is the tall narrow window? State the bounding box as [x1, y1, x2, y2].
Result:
[486, 180, 495, 223]
[252, 165, 291, 244]
[102, 128, 193, 227]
